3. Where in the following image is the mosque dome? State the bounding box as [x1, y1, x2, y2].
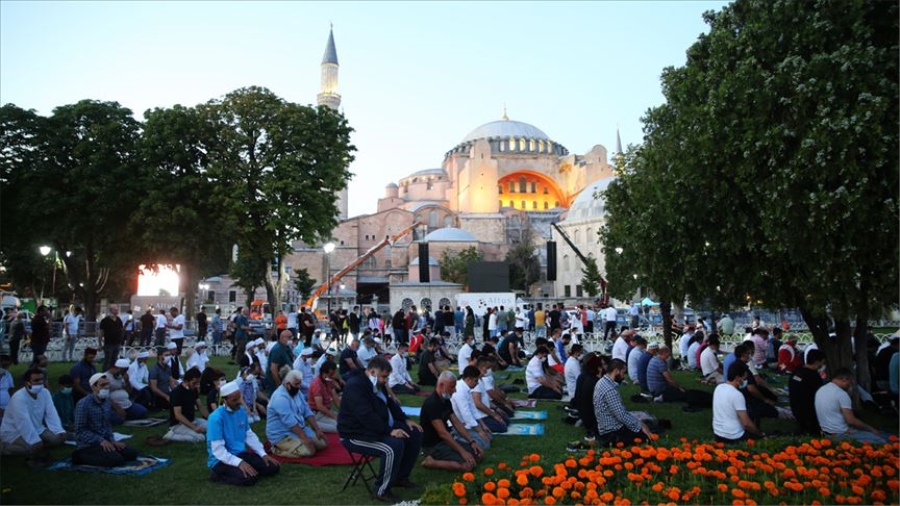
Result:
[423, 227, 477, 242]
[563, 177, 616, 223]
[462, 119, 550, 144]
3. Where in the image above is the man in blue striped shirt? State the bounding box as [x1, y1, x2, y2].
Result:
[73, 373, 138, 467]
[593, 359, 653, 446]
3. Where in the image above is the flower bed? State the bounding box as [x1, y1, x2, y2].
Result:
[451, 437, 899, 505]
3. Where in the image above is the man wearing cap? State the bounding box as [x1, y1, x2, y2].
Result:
[106, 358, 148, 424]
[98, 305, 125, 371]
[238, 338, 259, 369]
[164, 367, 209, 443]
[128, 350, 153, 410]
[0, 368, 67, 459]
[777, 335, 802, 374]
[164, 341, 186, 381]
[187, 341, 210, 373]
[266, 369, 328, 457]
[292, 347, 316, 398]
[72, 372, 139, 467]
[69, 348, 98, 404]
[149, 347, 176, 410]
[207, 380, 280, 486]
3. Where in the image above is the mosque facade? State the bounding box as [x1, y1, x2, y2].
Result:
[283, 28, 617, 311]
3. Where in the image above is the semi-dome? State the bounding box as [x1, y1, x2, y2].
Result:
[462, 119, 550, 143]
[423, 227, 477, 242]
[563, 177, 616, 223]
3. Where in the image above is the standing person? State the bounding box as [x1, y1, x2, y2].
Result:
[72, 373, 139, 467]
[712, 361, 765, 444]
[154, 308, 168, 350]
[167, 307, 186, 356]
[139, 308, 155, 348]
[789, 349, 825, 435]
[339, 356, 423, 502]
[488, 307, 499, 338]
[547, 304, 562, 334]
[455, 307, 465, 339]
[197, 307, 209, 342]
[534, 303, 546, 338]
[99, 306, 125, 371]
[29, 305, 51, 363]
[603, 304, 618, 341]
[9, 313, 27, 365]
[463, 307, 475, 340]
[299, 307, 316, 347]
[629, 302, 640, 330]
[348, 306, 361, 343]
[211, 308, 224, 346]
[274, 310, 287, 337]
[206, 381, 281, 486]
[63, 306, 83, 362]
[433, 306, 445, 335]
[594, 359, 653, 446]
[391, 308, 407, 346]
[123, 309, 136, 347]
[234, 308, 252, 358]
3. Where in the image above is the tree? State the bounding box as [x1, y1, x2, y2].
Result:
[602, 0, 899, 379]
[439, 247, 483, 286]
[0, 101, 143, 319]
[293, 267, 316, 301]
[580, 255, 604, 298]
[201, 87, 355, 311]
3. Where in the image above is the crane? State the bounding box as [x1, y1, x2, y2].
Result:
[550, 222, 609, 304]
[303, 222, 423, 312]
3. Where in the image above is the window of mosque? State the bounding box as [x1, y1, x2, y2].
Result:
[427, 179, 433, 190]
[229, 290, 237, 303]
[548, 141, 554, 153]
[532, 201, 537, 210]
[519, 138, 526, 151]
[439, 298, 451, 310]
[499, 200, 503, 208]
[564, 285, 571, 297]
[573, 229, 580, 243]
[519, 177, 527, 193]
[563, 254, 570, 270]
[509, 200, 514, 208]
[421, 298, 432, 310]
[499, 141, 505, 152]
[385, 259, 392, 269]
[543, 186, 549, 195]
[498, 184, 503, 194]
[554, 200, 560, 207]
[520, 200, 526, 209]
[509, 136, 516, 151]
[401, 298, 413, 309]
[429, 210, 438, 227]
[206, 291, 215, 303]
[538, 140, 545, 152]
[403, 185, 408, 194]
[543, 201, 549, 210]
[509, 181, 515, 193]
[363, 257, 377, 269]
[529, 139, 535, 151]
[576, 285, 583, 297]
[531, 182, 537, 193]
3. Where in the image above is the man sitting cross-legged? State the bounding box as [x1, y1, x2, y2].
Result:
[72, 373, 139, 467]
[206, 381, 280, 486]
[339, 356, 423, 503]
[420, 371, 484, 471]
[266, 368, 328, 458]
[0, 367, 67, 463]
[164, 366, 209, 443]
[712, 360, 765, 444]
[594, 359, 654, 446]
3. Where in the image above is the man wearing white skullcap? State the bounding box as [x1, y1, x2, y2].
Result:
[128, 351, 153, 409]
[105, 358, 148, 424]
[72, 371, 139, 467]
[206, 381, 280, 486]
[186, 341, 210, 373]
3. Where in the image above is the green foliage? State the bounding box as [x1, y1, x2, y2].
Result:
[292, 267, 316, 300]
[580, 255, 603, 298]
[439, 246, 483, 286]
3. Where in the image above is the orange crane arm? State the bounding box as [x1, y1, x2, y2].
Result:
[303, 222, 423, 310]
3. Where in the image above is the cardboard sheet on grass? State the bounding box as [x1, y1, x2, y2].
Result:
[510, 399, 537, 408]
[495, 423, 545, 436]
[264, 432, 353, 466]
[47, 455, 171, 476]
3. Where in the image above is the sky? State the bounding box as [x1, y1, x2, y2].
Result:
[1, 0, 728, 219]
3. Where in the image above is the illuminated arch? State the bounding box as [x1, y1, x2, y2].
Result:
[497, 171, 566, 212]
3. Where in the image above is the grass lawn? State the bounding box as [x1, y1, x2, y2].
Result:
[0, 355, 896, 505]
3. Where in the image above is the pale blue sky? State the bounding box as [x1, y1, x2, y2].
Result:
[1, 1, 728, 218]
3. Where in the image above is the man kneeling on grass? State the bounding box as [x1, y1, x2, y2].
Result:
[266, 368, 328, 458]
[72, 373, 139, 467]
[420, 371, 484, 471]
[207, 381, 280, 486]
[594, 359, 653, 446]
[164, 367, 209, 443]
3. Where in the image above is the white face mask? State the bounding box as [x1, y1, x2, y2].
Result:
[368, 373, 378, 393]
[217, 380, 227, 389]
[740, 379, 748, 389]
[27, 384, 44, 395]
[98, 388, 110, 399]
[245, 374, 256, 382]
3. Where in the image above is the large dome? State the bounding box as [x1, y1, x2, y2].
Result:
[424, 227, 477, 242]
[564, 177, 616, 223]
[462, 119, 550, 143]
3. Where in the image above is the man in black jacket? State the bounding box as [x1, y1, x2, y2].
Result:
[338, 356, 423, 503]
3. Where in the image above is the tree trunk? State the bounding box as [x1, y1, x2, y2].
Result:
[181, 263, 195, 324]
[853, 316, 872, 392]
[660, 299, 674, 350]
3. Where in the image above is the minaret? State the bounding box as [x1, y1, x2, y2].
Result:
[614, 127, 625, 171]
[317, 26, 347, 220]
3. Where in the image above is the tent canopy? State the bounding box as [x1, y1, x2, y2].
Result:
[641, 297, 659, 306]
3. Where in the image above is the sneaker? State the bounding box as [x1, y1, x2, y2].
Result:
[653, 395, 664, 403]
[566, 440, 591, 452]
[583, 435, 596, 443]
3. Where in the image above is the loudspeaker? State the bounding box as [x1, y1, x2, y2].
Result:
[418, 242, 430, 282]
[546, 241, 557, 281]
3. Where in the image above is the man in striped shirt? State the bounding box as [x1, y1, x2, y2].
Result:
[593, 359, 653, 446]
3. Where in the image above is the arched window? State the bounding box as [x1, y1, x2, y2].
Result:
[538, 140, 545, 152]
[439, 298, 452, 310]
[499, 200, 503, 208]
[420, 298, 432, 311]
[499, 141, 505, 152]
[498, 184, 503, 194]
[586, 228, 593, 243]
[520, 200, 526, 209]
[385, 259, 392, 269]
[363, 257, 377, 269]
[519, 177, 527, 193]
[543, 201, 549, 210]
[519, 138, 526, 151]
[509, 136, 516, 151]
[573, 229, 581, 244]
[543, 186, 549, 195]
[509, 181, 515, 193]
[530, 182, 537, 193]
[401, 298, 413, 309]
[429, 210, 438, 227]
[529, 139, 535, 151]
[563, 254, 570, 270]
[532, 201, 537, 210]
[554, 200, 560, 208]
[509, 200, 514, 208]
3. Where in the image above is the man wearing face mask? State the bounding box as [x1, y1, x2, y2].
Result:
[593, 359, 653, 446]
[712, 361, 764, 444]
[51, 375, 76, 431]
[388, 342, 420, 395]
[0, 354, 13, 421]
[0, 368, 67, 460]
[106, 358, 148, 425]
[128, 351, 153, 410]
[339, 356, 423, 503]
[266, 369, 328, 458]
[72, 373, 139, 467]
[420, 371, 483, 472]
[206, 381, 280, 486]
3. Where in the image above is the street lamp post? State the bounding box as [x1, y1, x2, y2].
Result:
[323, 242, 335, 317]
[39, 246, 57, 302]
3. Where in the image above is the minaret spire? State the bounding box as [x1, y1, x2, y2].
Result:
[317, 26, 347, 220]
[615, 125, 623, 155]
[502, 104, 508, 121]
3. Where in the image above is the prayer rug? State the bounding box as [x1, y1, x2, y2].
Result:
[46, 456, 171, 476]
[122, 417, 168, 428]
[264, 432, 354, 466]
[510, 399, 537, 408]
[511, 410, 547, 420]
[495, 423, 545, 436]
[400, 406, 421, 418]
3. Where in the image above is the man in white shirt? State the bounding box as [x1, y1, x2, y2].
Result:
[457, 335, 475, 373]
[563, 344, 583, 399]
[186, 341, 210, 373]
[64, 306, 83, 362]
[154, 309, 169, 349]
[712, 360, 763, 443]
[451, 367, 491, 449]
[627, 336, 646, 383]
[356, 336, 379, 369]
[679, 327, 695, 366]
[0, 367, 67, 459]
[389, 343, 420, 395]
[815, 368, 888, 444]
[128, 350, 153, 409]
[167, 307, 186, 355]
[603, 305, 618, 341]
[612, 331, 631, 362]
[700, 336, 723, 384]
[526, 347, 562, 400]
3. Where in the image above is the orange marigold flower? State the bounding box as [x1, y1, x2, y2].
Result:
[732, 489, 746, 499]
[565, 458, 577, 469]
[653, 482, 665, 493]
[462, 472, 475, 482]
[507, 499, 519, 506]
[718, 484, 729, 493]
[851, 485, 864, 496]
[497, 479, 510, 488]
[498, 462, 507, 470]
[459, 500, 467, 505]
[482, 493, 497, 506]
[497, 488, 510, 500]
[516, 474, 529, 487]
[453, 483, 467, 497]
[650, 433, 659, 441]
[529, 453, 541, 462]
[600, 492, 614, 502]
[543, 496, 556, 505]
[485, 467, 495, 476]
[529, 466, 543, 478]
[668, 490, 680, 501]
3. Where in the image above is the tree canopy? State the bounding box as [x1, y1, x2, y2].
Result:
[439, 247, 483, 287]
